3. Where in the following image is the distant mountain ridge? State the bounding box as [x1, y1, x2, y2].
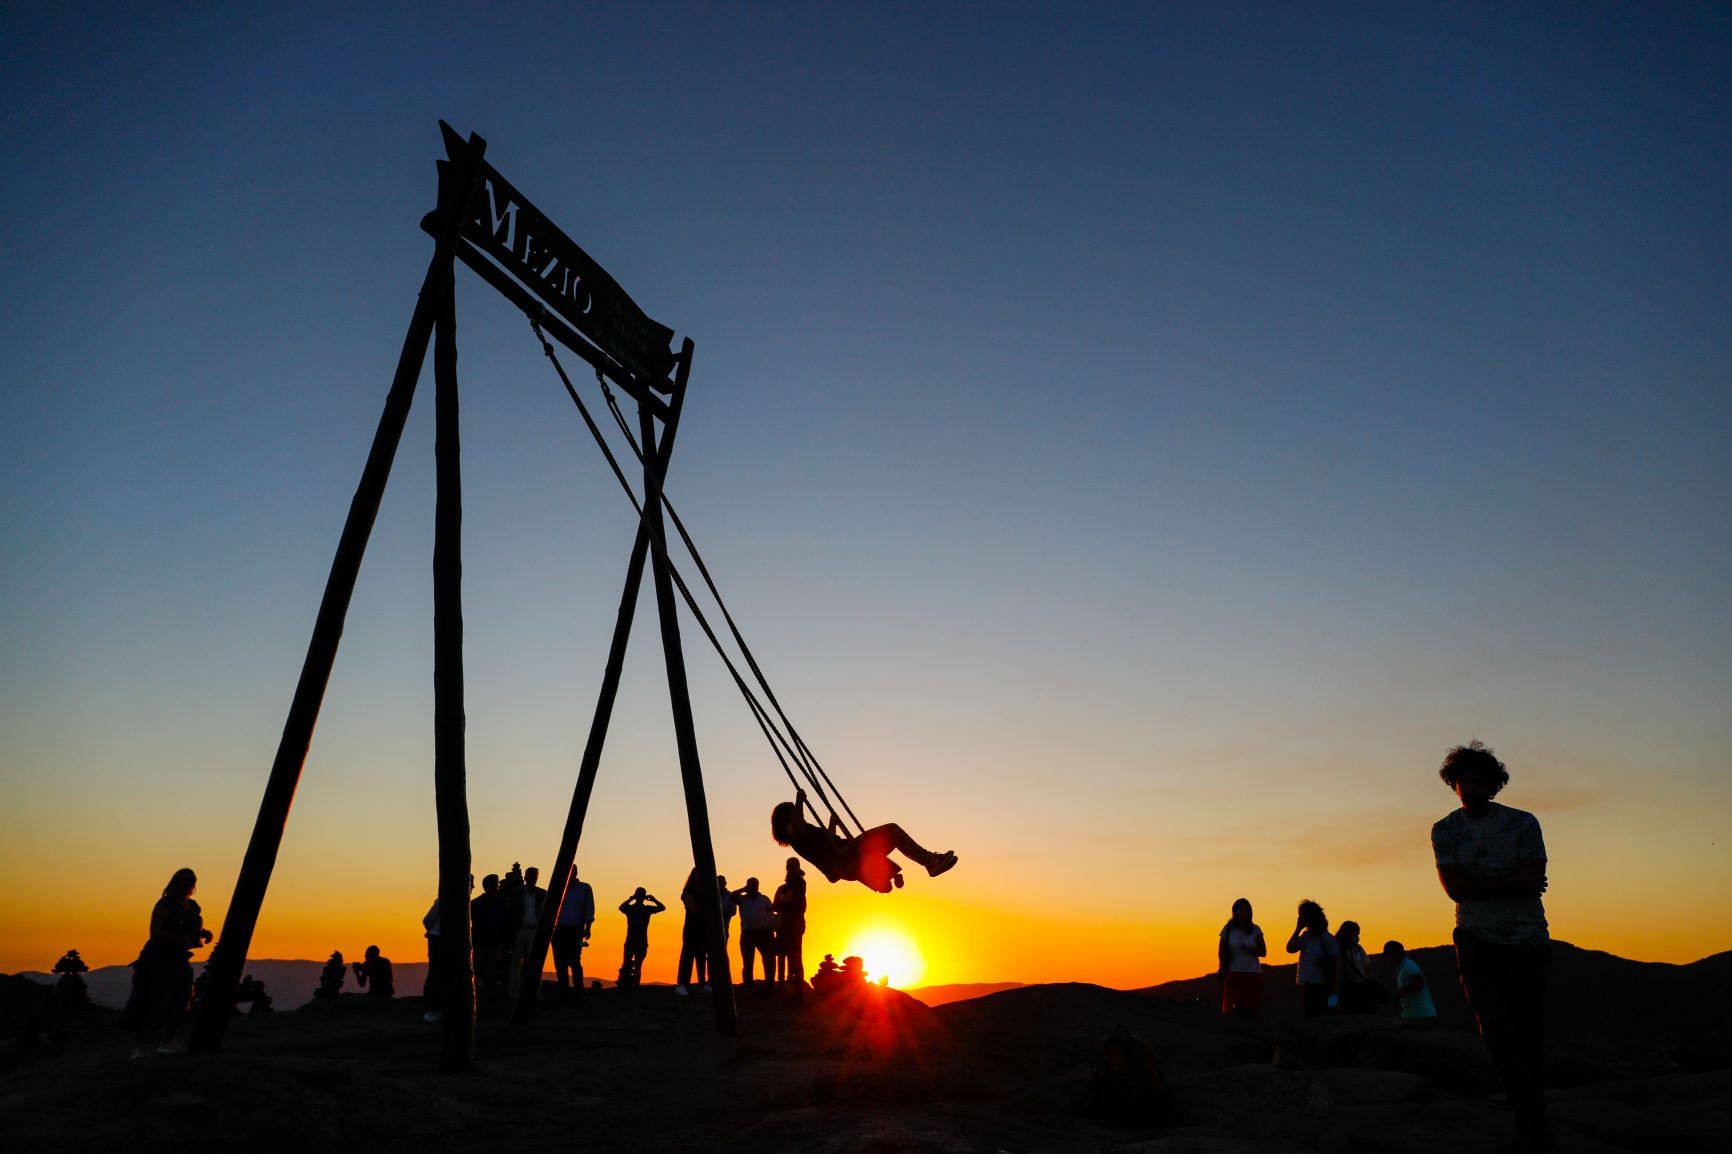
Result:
[905, 982, 1024, 1007]
[17, 942, 1729, 1021]
[1138, 941, 1732, 1040]
[15, 958, 431, 1012]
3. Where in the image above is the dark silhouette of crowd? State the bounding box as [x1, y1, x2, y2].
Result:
[119, 737, 1550, 1154]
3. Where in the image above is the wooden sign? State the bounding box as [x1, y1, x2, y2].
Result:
[424, 123, 676, 391]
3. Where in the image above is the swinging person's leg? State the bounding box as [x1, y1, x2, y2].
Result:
[855, 824, 957, 876]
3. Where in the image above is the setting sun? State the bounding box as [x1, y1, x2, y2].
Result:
[840, 926, 927, 989]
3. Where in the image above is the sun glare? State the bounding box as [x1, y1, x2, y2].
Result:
[840, 926, 927, 989]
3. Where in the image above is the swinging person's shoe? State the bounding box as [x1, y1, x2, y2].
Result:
[892, 872, 905, 889]
[926, 851, 958, 877]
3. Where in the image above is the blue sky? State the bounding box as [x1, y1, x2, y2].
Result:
[2, 2, 1728, 979]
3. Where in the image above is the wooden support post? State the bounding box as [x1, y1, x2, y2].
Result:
[639, 394, 737, 1037]
[432, 282, 475, 1071]
[190, 131, 488, 1054]
[514, 341, 694, 1027]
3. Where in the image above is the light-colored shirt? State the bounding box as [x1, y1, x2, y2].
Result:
[735, 892, 774, 933]
[1294, 930, 1339, 985]
[1395, 956, 1436, 1019]
[1221, 924, 1264, 973]
[1432, 802, 1549, 946]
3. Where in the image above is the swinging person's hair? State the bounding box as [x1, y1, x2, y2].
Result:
[770, 802, 798, 845]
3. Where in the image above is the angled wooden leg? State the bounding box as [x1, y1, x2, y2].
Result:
[514, 342, 693, 1027]
[432, 281, 474, 1072]
[638, 385, 737, 1037]
[189, 133, 487, 1054]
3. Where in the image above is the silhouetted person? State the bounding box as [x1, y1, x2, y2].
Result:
[1383, 941, 1436, 1022]
[717, 874, 737, 942]
[773, 857, 808, 1001]
[53, 949, 90, 1006]
[498, 864, 526, 992]
[1433, 740, 1552, 1151]
[618, 887, 665, 986]
[1336, 920, 1379, 1014]
[511, 865, 545, 998]
[1216, 898, 1266, 1017]
[1286, 899, 1340, 1018]
[352, 944, 394, 998]
[314, 951, 346, 999]
[421, 875, 471, 1024]
[422, 895, 441, 1021]
[676, 867, 711, 996]
[123, 867, 212, 1056]
[730, 877, 776, 986]
[771, 787, 957, 893]
[551, 865, 595, 1003]
[471, 873, 507, 993]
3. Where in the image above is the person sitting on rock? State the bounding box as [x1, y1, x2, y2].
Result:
[771, 788, 957, 894]
[1382, 941, 1436, 1022]
[314, 951, 346, 999]
[352, 944, 394, 998]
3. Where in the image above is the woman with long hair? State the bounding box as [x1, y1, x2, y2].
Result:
[1216, 897, 1266, 1017]
[675, 867, 709, 995]
[123, 867, 213, 1056]
[1336, 920, 1382, 1014]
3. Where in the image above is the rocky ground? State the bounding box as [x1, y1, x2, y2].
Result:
[3, 972, 1728, 1153]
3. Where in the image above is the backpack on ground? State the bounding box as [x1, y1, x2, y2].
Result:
[1089, 1025, 1178, 1124]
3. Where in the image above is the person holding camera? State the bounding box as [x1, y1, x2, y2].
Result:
[617, 887, 665, 986]
[353, 944, 394, 998]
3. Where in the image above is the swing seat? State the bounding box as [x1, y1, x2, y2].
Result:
[854, 855, 903, 894]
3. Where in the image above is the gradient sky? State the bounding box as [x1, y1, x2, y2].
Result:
[3, 3, 1729, 986]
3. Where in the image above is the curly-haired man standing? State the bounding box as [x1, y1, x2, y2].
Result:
[1432, 740, 1553, 1152]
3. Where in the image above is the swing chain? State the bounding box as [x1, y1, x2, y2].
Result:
[524, 309, 861, 839]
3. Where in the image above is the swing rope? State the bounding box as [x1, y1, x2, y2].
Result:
[592, 365, 867, 837]
[529, 316, 861, 835]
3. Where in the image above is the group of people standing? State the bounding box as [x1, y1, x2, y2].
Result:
[1215, 741, 1554, 1153]
[1216, 897, 1435, 1022]
[651, 856, 812, 1003]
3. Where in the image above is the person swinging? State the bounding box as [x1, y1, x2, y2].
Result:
[772, 788, 957, 894]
